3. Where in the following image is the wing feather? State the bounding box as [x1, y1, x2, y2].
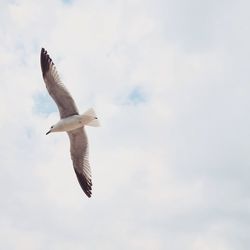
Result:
[40, 48, 79, 118]
[68, 128, 92, 197]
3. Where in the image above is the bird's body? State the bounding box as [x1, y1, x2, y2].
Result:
[48, 108, 99, 133]
[40, 48, 99, 198]
[51, 115, 83, 133]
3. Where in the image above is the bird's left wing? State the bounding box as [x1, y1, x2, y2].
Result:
[68, 128, 92, 197]
[40, 48, 79, 118]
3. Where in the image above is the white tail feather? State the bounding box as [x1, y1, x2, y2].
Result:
[81, 108, 100, 127]
[83, 108, 96, 117]
[87, 119, 100, 127]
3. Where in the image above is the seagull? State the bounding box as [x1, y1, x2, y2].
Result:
[40, 48, 100, 198]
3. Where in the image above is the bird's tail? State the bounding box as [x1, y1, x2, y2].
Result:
[81, 108, 100, 127]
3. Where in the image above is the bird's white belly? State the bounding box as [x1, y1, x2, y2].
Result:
[57, 115, 84, 132]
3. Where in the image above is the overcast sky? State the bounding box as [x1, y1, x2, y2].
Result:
[0, 0, 250, 249]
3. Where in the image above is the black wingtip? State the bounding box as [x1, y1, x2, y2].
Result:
[40, 48, 54, 77]
[74, 169, 92, 198]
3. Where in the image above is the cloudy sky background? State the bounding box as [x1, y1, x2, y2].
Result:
[0, 0, 250, 249]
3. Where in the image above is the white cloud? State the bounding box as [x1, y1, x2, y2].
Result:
[0, 0, 250, 249]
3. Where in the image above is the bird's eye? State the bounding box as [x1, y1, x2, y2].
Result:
[51, 126, 54, 129]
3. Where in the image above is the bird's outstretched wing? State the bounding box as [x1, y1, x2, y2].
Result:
[68, 128, 92, 197]
[40, 48, 79, 118]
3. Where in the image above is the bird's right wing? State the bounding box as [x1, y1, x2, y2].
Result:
[40, 48, 79, 118]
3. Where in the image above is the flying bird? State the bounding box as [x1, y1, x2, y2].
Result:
[40, 48, 100, 198]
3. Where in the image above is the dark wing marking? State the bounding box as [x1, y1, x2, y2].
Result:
[40, 48, 79, 118]
[68, 128, 92, 197]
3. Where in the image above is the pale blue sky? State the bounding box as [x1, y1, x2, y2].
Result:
[62, 0, 72, 4]
[0, 0, 250, 250]
[33, 93, 58, 115]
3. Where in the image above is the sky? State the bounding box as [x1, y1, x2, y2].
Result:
[0, 0, 250, 249]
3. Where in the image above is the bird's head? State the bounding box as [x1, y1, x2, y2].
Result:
[46, 125, 57, 135]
